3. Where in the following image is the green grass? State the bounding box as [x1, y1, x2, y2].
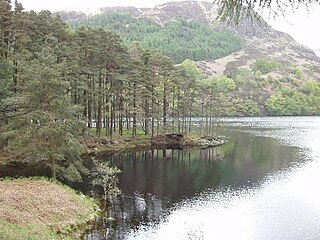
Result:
[0, 220, 70, 240]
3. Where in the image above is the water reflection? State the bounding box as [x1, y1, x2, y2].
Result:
[112, 147, 225, 199]
[123, 117, 320, 240]
[83, 127, 301, 239]
[0, 161, 52, 178]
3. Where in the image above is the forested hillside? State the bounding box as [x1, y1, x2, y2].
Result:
[197, 59, 320, 116]
[68, 12, 244, 63]
[63, 1, 320, 116]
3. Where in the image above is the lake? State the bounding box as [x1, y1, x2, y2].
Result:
[83, 116, 320, 240]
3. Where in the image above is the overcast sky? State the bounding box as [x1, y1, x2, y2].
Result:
[264, 5, 320, 51]
[18, 0, 320, 52]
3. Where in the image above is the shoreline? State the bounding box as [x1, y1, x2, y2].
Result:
[0, 133, 226, 165]
[0, 134, 226, 239]
[82, 133, 227, 156]
[0, 133, 226, 179]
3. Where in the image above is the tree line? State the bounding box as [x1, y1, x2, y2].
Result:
[0, 0, 220, 180]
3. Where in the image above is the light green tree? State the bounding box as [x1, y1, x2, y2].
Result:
[180, 59, 202, 81]
[90, 160, 121, 202]
[216, 75, 236, 92]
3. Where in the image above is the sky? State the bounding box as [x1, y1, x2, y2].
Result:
[18, 0, 320, 53]
[264, 5, 320, 51]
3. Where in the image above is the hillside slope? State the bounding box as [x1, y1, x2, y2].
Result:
[66, 5, 244, 64]
[63, 0, 320, 74]
[60, 1, 320, 116]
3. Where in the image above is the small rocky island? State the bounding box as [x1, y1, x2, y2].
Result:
[82, 133, 226, 156]
[152, 133, 226, 149]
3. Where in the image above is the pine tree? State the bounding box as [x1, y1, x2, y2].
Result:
[0, 0, 12, 60]
[128, 42, 144, 137]
[5, 41, 85, 181]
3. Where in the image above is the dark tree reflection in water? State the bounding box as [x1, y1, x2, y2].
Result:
[83, 119, 301, 240]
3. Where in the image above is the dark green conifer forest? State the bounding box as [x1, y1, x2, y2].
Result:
[69, 12, 245, 63]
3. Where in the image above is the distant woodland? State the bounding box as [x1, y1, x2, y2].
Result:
[69, 12, 244, 63]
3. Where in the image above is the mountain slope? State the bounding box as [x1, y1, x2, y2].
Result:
[67, 7, 244, 63]
[64, 1, 319, 66]
[60, 1, 320, 116]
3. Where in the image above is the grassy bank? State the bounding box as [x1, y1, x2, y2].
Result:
[0, 178, 98, 240]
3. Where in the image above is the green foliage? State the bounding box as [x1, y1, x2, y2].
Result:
[0, 60, 11, 99]
[202, 61, 320, 117]
[234, 68, 253, 84]
[265, 87, 307, 115]
[255, 70, 262, 80]
[69, 12, 160, 42]
[180, 59, 202, 81]
[69, 13, 245, 63]
[250, 79, 258, 88]
[279, 76, 293, 83]
[261, 75, 274, 87]
[264, 81, 320, 116]
[232, 98, 261, 116]
[292, 67, 303, 79]
[1, 0, 320, 178]
[253, 59, 281, 74]
[4, 38, 86, 180]
[304, 64, 314, 76]
[305, 94, 320, 115]
[0, 60, 11, 125]
[215, 76, 236, 92]
[302, 80, 320, 95]
[267, 75, 273, 82]
[90, 160, 121, 202]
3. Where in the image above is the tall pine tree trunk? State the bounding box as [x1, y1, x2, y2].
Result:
[145, 99, 149, 135]
[119, 96, 124, 136]
[87, 76, 92, 128]
[163, 84, 167, 134]
[96, 74, 102, 137]
[132, 83, 137, 137]
[151, 87, 155, 139]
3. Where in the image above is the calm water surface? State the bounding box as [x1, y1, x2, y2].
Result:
[84, 116, 320, 240]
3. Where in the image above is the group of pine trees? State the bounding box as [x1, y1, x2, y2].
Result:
[0, 0, 223, 180]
